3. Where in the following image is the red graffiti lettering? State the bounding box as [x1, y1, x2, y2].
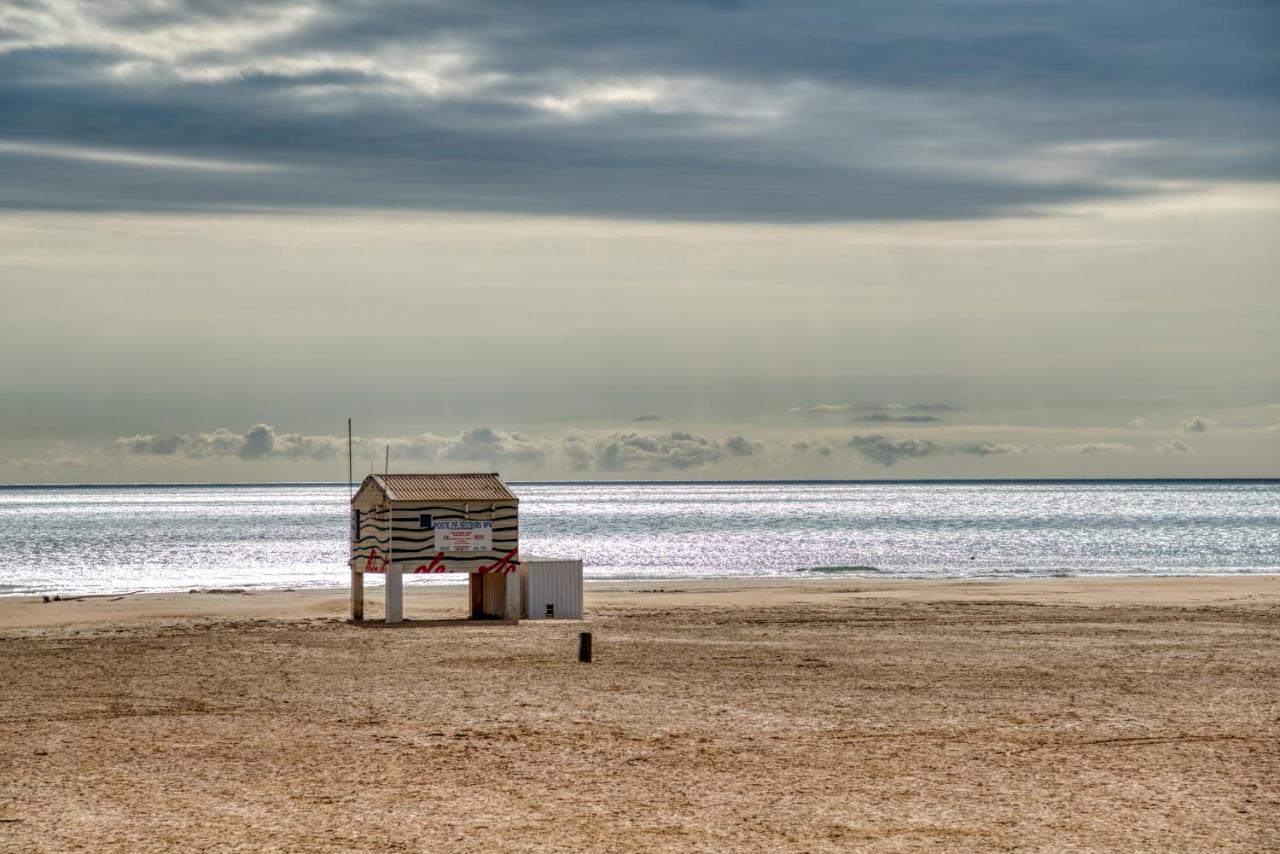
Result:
[412, 553, 448, 574]
[478, 548, 519, 574]
[363, 547, 389, 574]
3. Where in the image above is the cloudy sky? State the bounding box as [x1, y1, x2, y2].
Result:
[2, 0, 1277, 481]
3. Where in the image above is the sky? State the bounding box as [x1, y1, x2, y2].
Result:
[1, 0, 1277, 482]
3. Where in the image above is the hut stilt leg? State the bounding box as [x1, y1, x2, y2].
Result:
[350, 565, 363, 621]
[385, 564, 403, 624]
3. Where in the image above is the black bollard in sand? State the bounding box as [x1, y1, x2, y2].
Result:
[579, 631, 592, 663]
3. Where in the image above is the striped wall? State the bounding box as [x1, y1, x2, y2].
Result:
[351, 500, 518, 574]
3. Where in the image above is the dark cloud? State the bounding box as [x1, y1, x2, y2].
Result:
[113, 424, 537, 465]
[1055, 442, 1135, 454]
[239, 423, 276, 460]
[114, 434, 189, 456]
[1180, 416, 1217, 433]
[2, 0, 1275, 220]
[790, 403, 959, 416]
[115, 424, 342, 460]
[855, 414, 941, 423]
[436, 427, 546, 465]
[632, 415, 663, 422]
[100, 422, 1214, 473]
[564, 431, 723, 471]
[849, 434, 1029, 464]
[848, 434, 942, 466]
[114, 423, 755, 471]
[874, 404, 961, 413]
[116, 429, 226, 458]
[789, 440, 832, 458]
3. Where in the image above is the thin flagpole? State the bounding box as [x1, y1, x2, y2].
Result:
[348, 417, 362, 621]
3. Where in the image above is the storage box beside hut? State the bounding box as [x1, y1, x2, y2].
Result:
[348, 472, 583, 624]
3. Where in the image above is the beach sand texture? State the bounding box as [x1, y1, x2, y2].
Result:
[1, 577, 1278, 852]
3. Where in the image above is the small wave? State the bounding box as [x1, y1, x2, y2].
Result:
[798, 565, 881, 574]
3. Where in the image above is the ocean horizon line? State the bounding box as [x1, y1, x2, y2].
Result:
[1, 477, 1278, 490]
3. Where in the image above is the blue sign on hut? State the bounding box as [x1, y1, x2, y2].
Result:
[349, 473, 519, 623]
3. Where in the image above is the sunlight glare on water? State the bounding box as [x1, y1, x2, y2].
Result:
[0, 481, 1276, 595]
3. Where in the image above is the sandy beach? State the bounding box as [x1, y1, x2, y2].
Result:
[1, 576, 1277, 852]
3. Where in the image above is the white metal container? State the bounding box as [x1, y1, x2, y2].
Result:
[519, 558, 583, 620]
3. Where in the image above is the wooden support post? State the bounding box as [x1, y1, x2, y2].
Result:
[469, 573, 483, 619]
[503, 572, 521, 621]
[385, 564, 402, 624]
[350, 565, 363, 621]
[579, 632, 592, 663]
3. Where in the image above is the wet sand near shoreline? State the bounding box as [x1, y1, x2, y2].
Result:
[1, 577, 1277, 851]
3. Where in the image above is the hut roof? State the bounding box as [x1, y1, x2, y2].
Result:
[355, 473, 518, 504]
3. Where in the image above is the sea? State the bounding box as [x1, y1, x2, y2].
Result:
[1, 481, 1277, 596]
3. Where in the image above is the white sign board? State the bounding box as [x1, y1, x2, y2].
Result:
[434, 519, 492, 552]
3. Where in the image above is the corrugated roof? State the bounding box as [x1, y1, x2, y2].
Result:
[360, 473, 518, 504]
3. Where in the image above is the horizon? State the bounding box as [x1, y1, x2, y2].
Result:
[4, 476, 1279, 489]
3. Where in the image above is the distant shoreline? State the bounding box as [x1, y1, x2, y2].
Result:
[5, 570, 1280, 601]
[3, 574, 1277, 631]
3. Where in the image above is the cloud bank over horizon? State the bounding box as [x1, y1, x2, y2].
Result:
[0, 416, 1232, 481]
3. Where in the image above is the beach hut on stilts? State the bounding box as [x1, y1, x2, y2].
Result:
[349, 473, 520, 623]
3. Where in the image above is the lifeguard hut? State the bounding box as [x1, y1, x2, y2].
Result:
[349, 473, 520, 623]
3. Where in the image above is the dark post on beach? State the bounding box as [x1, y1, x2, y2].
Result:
[579, 632, 593, 663]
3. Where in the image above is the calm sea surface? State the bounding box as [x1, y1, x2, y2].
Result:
[0, 481, 1277, 595]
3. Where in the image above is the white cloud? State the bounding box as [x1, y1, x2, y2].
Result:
[1155, 439, 1194, 454]
[0, 140, 279, 173]
[788, 403, 854, 414]
[957, 442, 1030, 457]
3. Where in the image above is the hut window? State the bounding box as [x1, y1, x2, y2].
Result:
[545, 604, 555, 618]
[419, 514, 432, 529]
